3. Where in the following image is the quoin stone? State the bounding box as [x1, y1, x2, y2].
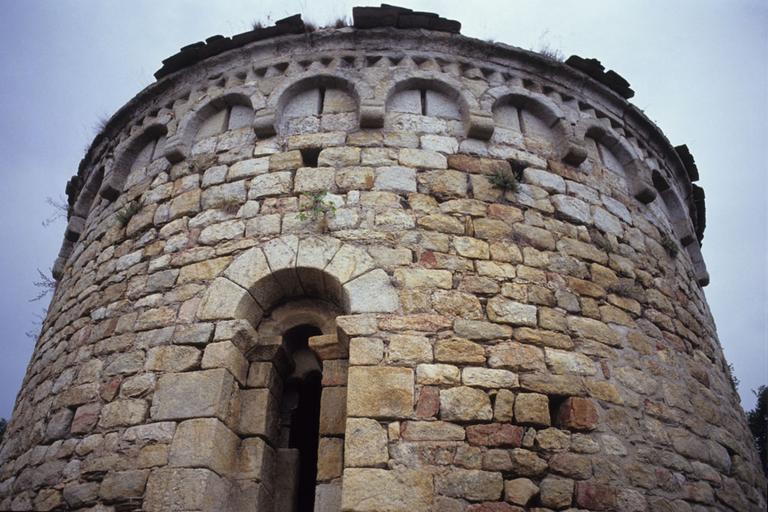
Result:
[0, 4, 764, 512]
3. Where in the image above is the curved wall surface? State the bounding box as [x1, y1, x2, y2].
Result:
[1, 8, 765, 512]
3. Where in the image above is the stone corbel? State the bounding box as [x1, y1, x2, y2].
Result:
[162, 133, 187, 164]
[555, 121, 587, 166]
[253, 109, 277, 137]
[625, 160, 657, 204]
[64, 216, 85, 242]
[97, 159, 119, 201]
[467, 111, 494, 140]
[359, 101, 385, 129]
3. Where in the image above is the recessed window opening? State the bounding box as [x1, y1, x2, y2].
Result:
[300, 147, 321, 167]
[282, 324, 323, 512]
[317, 86, 327, 115]
[420, 88, 428, 115]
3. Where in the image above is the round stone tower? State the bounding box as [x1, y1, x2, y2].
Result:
[1, 5, 765, 512]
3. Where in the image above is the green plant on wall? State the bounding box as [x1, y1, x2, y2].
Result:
[299, 190, 336, 230]
[115, 200, 142, 227]
[487, 168, 519, 193]
[660, 231, 679, 257]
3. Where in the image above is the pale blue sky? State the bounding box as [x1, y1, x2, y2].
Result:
[0, 0, 765, 419]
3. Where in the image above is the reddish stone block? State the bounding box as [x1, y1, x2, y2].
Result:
[70, 402, 101, 434]
[466, 423, 524, 447]
[556, 397, 599, 431]
[415, 386, 440, 418]
[575, 481, 616, 510]
[100, 376, 122, 402]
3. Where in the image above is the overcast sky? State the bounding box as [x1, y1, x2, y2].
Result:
[0, 0, 765, 420]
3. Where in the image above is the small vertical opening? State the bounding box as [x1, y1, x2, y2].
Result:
[420, 88, 428, 116]
[283, 324, 323, 512]
[300, 147, 321, 167]
[318, 86, 327, 115]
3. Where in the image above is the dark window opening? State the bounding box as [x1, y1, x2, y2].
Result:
[283, 324, 323, 512]
[318, 86, 327, 115]
[420, 88, 428, 115]
[300, 147, 321, 167]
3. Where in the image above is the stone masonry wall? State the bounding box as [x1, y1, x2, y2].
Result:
[0, 12, 765, 512]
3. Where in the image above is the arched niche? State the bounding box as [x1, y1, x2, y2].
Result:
[652, 170, 696, 246]
[193, 235, 399, 512]
[276, 75, 359, 136]
[491, 92, 566, 155]
[384, 77, 468, 135]
[64, 167, 105, 243]
[99, 123, 168, 201]
[164, 91, 256, 163]
[579, 120, 657, 203]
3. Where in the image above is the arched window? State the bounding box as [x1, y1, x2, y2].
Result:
[194, 103, 254, 141]
[491, 94, 563, 154]
[385, 78, 464, 135]
[280, 84, 357, 135]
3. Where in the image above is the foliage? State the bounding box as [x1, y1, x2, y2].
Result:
[332, 17, 350, 29]
[747, 385, 768, 475]
[42, 195, 69, 228]
[660, 231, 679, 257]
[299, 190, 336, 224]
[116, 200, 142, 227]
[487, 168, 519, 192]
[727, 362, 740, 391]
[30, 268, 57, 302]
[0, 418, 6, 443]
[538, 44, 565, 63]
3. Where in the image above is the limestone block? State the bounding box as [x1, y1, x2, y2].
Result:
[374, 166, 417, 193]
[99, 399, 148, 428]
[536, 428, 572, 452]
[70, 403, 101, 434]
[345, 418, 388, 467]
[249, 171, 293, 199]
[98, 469, 149, 501]
[435, 468, 503, 501]
[567, 316, 620, 346]
[523, 168, 566, 194]
[197, 277, 262, 324]
[349, 337, 384, 365]
[387, 334, 432, 364]
[62, 482, 100, 508]
[145, 346, 201, 372]
[151, 369, 237, 423]
[552, 194, 592, 224]
[416, 364, 461, 385]
[315, 481, 342, 512]
[336, 166, 375, 191]
[435, 338, 485, 364]
[417, 214, 464, 234]
[557, 237, 607, 264]
[318, 146, 361, 167]
[488, 342, 545, 372]
[505, 477, 539, 505]
[487, 297, 537, 326]
[144, 468, 230, 512]
[453, 236, 490, 259]
[268, 150, 303, 171]
[228, 158, 269, 180]
[399, 148, 447, 169]
[202, 341, 249, 384]
[462, 367, 518, 389]
[592, 206, 623, 236]
[169, 189, 201, 220]
[418, 170, 467, 199]
[440, 386, 492, 421]
[454, 319, 512, 340]
[319, 387, 347, 435]
[431, 290, 483, 319]
[394, 268, 452, 289]
[198, 219, 244, 244]
[509, 448, 548, 477]
[494, 389, 515, 422]
[201, 181, 247, 209]
[544, 347, 597, 376]
[341, 468, 434, 512]
[316, 437, 344, 481]
[421, 134, 458, 154]
[238, 388, 279, 439]
[347, 366, 413, 418]
[400, 420, 465, 442]
[294, 167, 336, 192]
[344, 269, 399, 313]
[45, 408, 73, 441]
[237, 437, 275, 481]
[514, 393, 551, 427]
